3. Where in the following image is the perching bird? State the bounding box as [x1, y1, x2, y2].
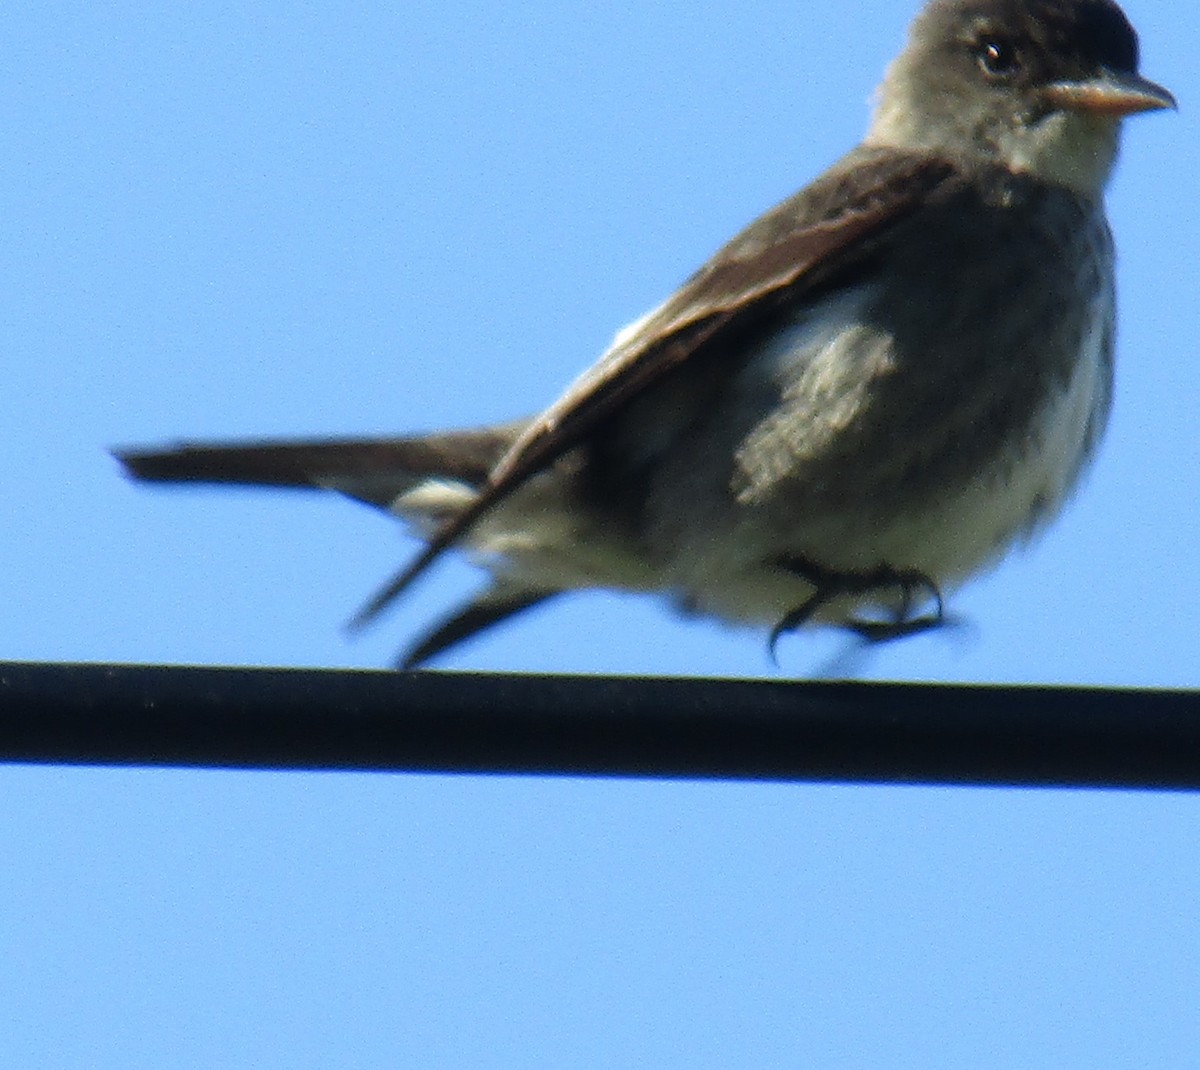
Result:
[118, 0, 1173, 669]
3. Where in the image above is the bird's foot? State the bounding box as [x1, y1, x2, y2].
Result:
[768, 554, 947, 661]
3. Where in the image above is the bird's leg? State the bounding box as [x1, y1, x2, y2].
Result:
[769, 554, 946, 658]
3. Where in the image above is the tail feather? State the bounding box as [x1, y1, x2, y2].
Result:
[115, 423, 562, 665]
[398, 586, 560, 669]
[115, 425, 525, 512]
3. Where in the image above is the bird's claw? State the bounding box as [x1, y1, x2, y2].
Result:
[768, 555, 947, 663]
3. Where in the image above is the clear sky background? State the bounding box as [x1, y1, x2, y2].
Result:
[3, 1, 1199, 1065]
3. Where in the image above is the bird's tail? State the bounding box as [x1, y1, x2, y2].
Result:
[115, 423, 526, 512]
[114, 423, 561, 666]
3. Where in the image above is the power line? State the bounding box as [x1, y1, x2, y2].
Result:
[2, 662, 1197, 789]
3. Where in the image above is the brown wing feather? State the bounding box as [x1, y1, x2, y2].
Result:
[350, 150, 961, 628]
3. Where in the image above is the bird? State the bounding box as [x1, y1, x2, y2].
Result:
[117, 0, 1174, 670]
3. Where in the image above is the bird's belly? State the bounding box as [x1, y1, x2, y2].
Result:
[654, 295, 1111, 628]
[666, 435, 1080, 628]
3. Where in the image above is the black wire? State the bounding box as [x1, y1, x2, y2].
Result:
[0, 662, 1197, 790]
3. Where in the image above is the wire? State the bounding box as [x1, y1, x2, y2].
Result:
[0, 662, 1196, 790]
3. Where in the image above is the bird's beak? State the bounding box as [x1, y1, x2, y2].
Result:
[1041, 70, 1176, 117]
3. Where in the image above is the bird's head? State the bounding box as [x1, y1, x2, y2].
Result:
[867, 0, 1174, 197]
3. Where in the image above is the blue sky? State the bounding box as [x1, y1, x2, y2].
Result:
[3, 1, 1199, 1065]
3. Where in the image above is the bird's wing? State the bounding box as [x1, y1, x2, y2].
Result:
[351, 149, 961, 626]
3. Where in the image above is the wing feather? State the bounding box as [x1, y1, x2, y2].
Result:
[351, 150, 961, 626]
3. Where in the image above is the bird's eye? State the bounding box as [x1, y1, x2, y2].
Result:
[975, 37, 1020, 78]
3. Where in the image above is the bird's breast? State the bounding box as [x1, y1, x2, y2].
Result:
[644, 188, 1115, 623]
